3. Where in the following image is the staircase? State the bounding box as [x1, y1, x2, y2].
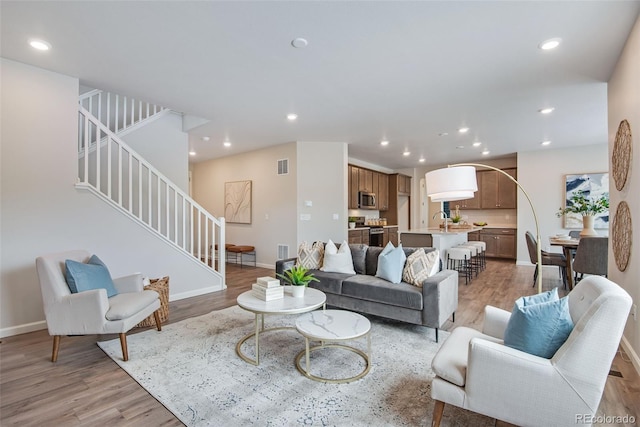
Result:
[76, 90, 225, 281]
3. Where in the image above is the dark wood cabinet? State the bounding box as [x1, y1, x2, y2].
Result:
[388, 227, 399, 246]
[377, 173, 389, 211]
[479, 228, 516, 259]
[480, 168, 517, 209]
[382, 228, 390, 246]
[457, 171, 481, 209]
[348, 165, 359, 209]
[397, 174, 411, 195]
[358, 168, 374, 193]
[348, 229, 370, 245]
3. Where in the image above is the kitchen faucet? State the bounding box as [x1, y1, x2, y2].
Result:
[433, 210, 449, 232]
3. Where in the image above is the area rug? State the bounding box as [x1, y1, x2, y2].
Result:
[98, 306, 492, 426]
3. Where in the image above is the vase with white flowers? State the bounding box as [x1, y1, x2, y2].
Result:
[556, 190, 609, 237]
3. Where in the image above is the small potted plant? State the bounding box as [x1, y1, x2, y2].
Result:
[277, 265, 320, 297]
[348, 216, 358, 229]
[556, 190, 609, 237]
[451, 205, 462, 225]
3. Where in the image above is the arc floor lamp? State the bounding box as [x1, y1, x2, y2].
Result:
[425, 163, 543, 293]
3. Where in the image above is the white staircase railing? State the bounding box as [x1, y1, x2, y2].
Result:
[79, 89, 168, 137]
[77, 106, 225, 278]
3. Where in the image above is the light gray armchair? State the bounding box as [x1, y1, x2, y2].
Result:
[35, 250, 162, 362]
[430, 276, 632, 427]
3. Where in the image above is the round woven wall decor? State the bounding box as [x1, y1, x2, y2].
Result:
[612, 119, 632, 191]
[612, 201, 632, 272]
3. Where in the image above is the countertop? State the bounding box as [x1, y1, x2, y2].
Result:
[349, 225, 398, 231]
[400, 227, 483, 235]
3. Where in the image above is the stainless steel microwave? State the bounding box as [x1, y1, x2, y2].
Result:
[358, 191, 376, 209]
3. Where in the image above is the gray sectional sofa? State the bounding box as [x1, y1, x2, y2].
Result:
[275, 244, 458, 341]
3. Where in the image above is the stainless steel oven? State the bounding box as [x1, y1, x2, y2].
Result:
[369, 227, 384, 247]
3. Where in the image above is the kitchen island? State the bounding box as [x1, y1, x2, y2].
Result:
[399, 227, 483, 266]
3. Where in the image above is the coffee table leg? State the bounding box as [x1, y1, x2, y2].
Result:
[367, 332, 371, 362]
[305, 337, 310, 374]
[255, 314, 261, 365]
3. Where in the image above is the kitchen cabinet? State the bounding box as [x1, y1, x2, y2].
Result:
[397, 174, 411, 195]
[457, 171, 481, 209]
[467, 231, 480, 241]
[388, 227, 399, 246]
[348, 229, 370, 245]
[377, 173, 389, 211]
[348, 165, 359, 209]
[358, 168, 374, 193]
[480, 168, 517, 209]
[382, 228, 389, 246]
[480, 228, 516, 259]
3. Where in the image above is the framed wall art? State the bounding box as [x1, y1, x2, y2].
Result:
[563, 173, 609, 229]
[224, 180, 252, 224]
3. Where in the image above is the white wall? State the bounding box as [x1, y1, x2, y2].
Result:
[191, 143, 297, 266]
[608, 15, 640, 372]
[121, 112, 190, 193]
[297, 142, 348, 244]
[0, 59, 222, 337]
[516, 144, 609, 264]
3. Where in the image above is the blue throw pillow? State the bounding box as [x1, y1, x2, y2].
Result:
[65, 255, 118, 297]
[504, 293, 573, 359]
[375, 242, 407, 284]
[521, 287, 558, 306]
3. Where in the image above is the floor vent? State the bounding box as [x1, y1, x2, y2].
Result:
[277, 244, 289, 260]
[609, 370, 623, 378]
[277, 158, 289, 175]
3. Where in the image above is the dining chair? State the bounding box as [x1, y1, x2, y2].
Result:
[525, 231, 567, 288]
[572, 237, 608, 283]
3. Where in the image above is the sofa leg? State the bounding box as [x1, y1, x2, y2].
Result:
[435, 328, 439, 343]
[153, 310, 162, 332]
[119, 333, 129, 361]
[452, 312, 455, 322]
[432, 400, 445, 427]
[51, 335, 61, 362]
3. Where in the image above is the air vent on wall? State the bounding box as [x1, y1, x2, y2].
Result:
[277, 244, 289, 260]
[277, 158, 289, 175]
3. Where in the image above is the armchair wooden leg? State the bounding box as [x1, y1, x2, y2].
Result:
[153, 310, 162, 332]
[432, 400, 445, 427]
[119, 333, 129, 361]
[51, 335, 61, 362]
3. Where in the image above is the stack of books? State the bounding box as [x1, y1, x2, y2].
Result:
[251, 276, 283, 301]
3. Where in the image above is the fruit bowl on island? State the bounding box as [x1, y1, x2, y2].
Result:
[473, 222, 488, 226]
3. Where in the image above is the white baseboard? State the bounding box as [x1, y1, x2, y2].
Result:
[169, 284, 225, 302]
[620, 335, 640, 376]
[0, 320, 47, 338]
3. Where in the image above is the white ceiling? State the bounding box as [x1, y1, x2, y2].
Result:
[2, 1, 639, 170]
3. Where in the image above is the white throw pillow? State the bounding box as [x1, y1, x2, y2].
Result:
[321, 240, 356, 274]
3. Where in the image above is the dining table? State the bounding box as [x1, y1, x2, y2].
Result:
[549, 236, 580, 290]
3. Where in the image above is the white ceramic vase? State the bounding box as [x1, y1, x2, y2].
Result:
[291, 285, 306, 298]
[580, 215, 599, 237]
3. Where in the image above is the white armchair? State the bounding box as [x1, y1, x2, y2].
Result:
[36, 250, 162, 362]
[431, 276, 632, 427]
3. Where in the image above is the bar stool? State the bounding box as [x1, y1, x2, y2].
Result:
[464, 241, 486, 271]
[457, 244, 481, 278]
[447, 247, 473, 285]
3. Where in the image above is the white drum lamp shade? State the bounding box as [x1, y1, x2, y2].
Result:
[425, 166, 478, 202]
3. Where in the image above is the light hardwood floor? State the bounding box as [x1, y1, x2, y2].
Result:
[1, 261, 638, 426]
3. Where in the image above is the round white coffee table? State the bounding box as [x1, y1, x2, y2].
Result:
[236, 286, 326, 365]
[295, 309, 371, 383]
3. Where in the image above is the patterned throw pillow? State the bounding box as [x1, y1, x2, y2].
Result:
[402, 248, 440, 287]
[296, 241, 324, 269]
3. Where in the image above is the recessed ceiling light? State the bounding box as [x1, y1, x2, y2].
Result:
[223, 141, 231, 147]
[287, 113, 298, 121]
[380, 140, 389, 146]
[539, 38, 561, 50]
[541, 140, 552, 146]
[456, 145, 465, 149]
[538, 107, 555, 114]
[438, 132, 449, 137]
[482, 149, 490, 155]
[403, 151, 411, 156]
[419, 158, 426, 163]
[29, 39, 51, 51]
[201, 136, 210, 142]
[291, 38, 308, 48]
[189, 151, 196, 156]
[458, 127, 469, 134]
[472, 141, 482, 147]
